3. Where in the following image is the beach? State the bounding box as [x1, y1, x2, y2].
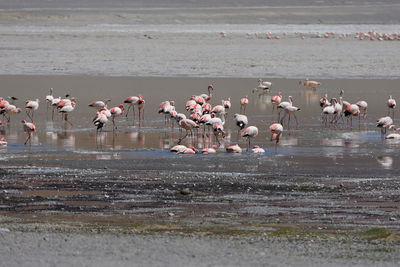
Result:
[1, 1, 400, 266]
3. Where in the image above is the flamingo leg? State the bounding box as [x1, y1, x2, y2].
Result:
[125, 105, 131, 117]
[293, 113, 299, 128]
[24, 133, 31, 145]
[65, 114, 73, 127]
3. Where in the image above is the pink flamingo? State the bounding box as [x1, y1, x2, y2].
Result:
[356, 100, 368, 120]
[240, 96, 249, 114]
[22, 120, 36, 145]
[88, 99, 110, 110]
[0, 136, 7, 146]
[222, 98, 231, 110]
[241, 126, 258, 151]
[233, 113, 248, 131]
[93, 112, 108, 133]
[271, 92, 282, 112]
[277, 96, 293, 122]
[385, 125, 400, 139]
[212, 122, 226, 145]
[252, 145, 265, 153]
[199, 85, 213, 103]
[178, 118, 199, 144]
[202, 145, 218, 154]
[269, 123, 283, 143]
[25, 99, 39, 122]
[299, 78, 321, 89]
[59, 102, 75, 127]
[110, 104, 124, 131]
[226, 144, 242, 153]
[344, 104, 360, 127]
[387, 95, 396, 118]
[280, 104, 301, 129]
[377, 116, 393, 135]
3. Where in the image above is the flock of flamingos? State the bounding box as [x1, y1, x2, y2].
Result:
[0, 78, 398, 153]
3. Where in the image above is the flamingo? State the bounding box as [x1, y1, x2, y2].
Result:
[322, 98, 337, 125]
[271, 92, 282, 112]
[356, 100, 368, 119]
[45, 88, 54, 114]
[387, 95, 396, 118]
[199, 85, 213, 103]
[110, 104, 124, 131]
[233, 113, 248, 131]
[202, 145, 218, 154]
[59, 102, 75, 127]
[385, 125, 400, 139]
[241, 126, 258, 151]
[177, 118, 199, 144]
[280, 104, 301, 128]
[299, 78, 321, 89]
[1, 104, 21, 123]
[319, 94, 330, 108]
[0, 137, 7, 146]
[25, 99, 39, 122]
[88, 99, 110, 110]
[344, 104, 360, 127]
[137, 94, 145, 121]
[240, 96, 249, 114]
[222, 98, 231, 110]
[170, 145, 188, 153]
[93, 112, 108, 132]
[277, 96, 293, 122]
[269, 123, 283, 143]
[377, 116, 393, 135]
[22, 120, 36, 145]
[212, 122, 226, 145]
[252, 145, 265, 153]
[252, 79, 272, 94]
[226, 144, 242, 153]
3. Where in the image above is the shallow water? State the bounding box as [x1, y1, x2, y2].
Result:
[1, 76, 399, 176]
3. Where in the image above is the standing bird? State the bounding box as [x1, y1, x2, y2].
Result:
[269, 123, 283, 143]
[93, 112, 108, 133]
[280, 104, 301, 129]
[212, 122, 226, 145]
[222, 98, 231, 110]
[322, 99, 337, 125]
[59, 102, 75, 127]
[241, 126, 258, 151]
[344, 104, 360, 127]
[387, 95, 396, 118]
[240, 95, 249, 114]
[22, 120, 36, 145]
[177, 118, 199, 144]
[233, 113, 248, 131]
[124, 95, 144, 122]
[299, 78, 321, 89]
[252, 79, 272, 94]
[110, 104, 124, 131]
[25, 99, 39, 122]
[277, 95, 293, 122]
[45, 88, 54, 114]
[377, 116, 393, 135]
[199, 85, 213, 103]
[271, 92, 282, 112]
[356, 100, 368, 120]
